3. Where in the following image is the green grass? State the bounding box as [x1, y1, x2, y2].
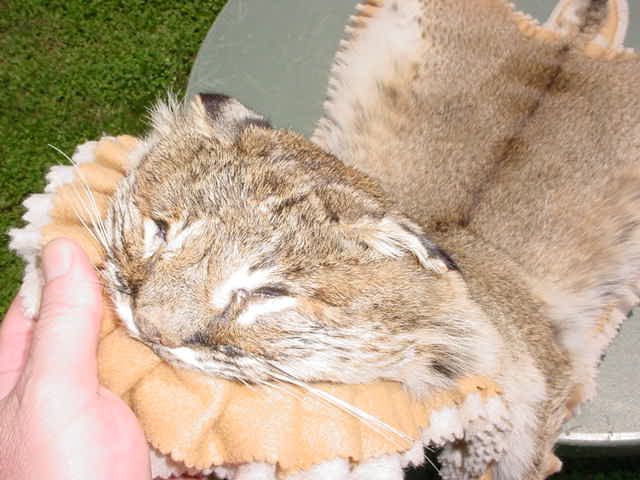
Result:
[1, 0, 638, 478]
[0, 0, 225, 312]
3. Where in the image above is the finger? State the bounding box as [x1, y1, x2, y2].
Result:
[0, 294, 35, 397]
[24, 238, 103, 388]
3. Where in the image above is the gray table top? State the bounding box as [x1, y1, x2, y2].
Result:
[559, 309, 640, 455]
[187, 0, 640, 453]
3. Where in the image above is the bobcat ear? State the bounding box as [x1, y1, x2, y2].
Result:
[350, 215, 458, 274]
[192, 93, 271, 142]
[546, 0, 629, 49]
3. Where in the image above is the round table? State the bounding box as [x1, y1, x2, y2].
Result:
[187, 0, 640, 456]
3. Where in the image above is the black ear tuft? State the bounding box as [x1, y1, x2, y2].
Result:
[200, 93, 233, 118]
[349, 214, 459, 274]
[546, 0, 629, 49]
[398, 221, 460, 272]
[196, 92, 272, 139]
[421, 240, 459, 272]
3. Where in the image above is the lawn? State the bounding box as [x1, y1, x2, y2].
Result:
[0, 0, 638, 478]
[0, 0, 225, 311]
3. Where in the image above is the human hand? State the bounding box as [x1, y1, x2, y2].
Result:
[0, 238, 150, 479]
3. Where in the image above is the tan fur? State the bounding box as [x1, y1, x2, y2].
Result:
[313, 0, 637, 478]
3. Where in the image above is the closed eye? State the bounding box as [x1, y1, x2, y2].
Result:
[252, 284, 290, 298]
[153, 218, 168, 241]
[209, 268, 297, 326]
[143, 217, 167, 258]
[143, 217, 205, 258]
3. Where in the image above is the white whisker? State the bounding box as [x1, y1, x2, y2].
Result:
[255, 377, 306, 403]
[66, 183, 108, 252]
[264, 362, 416, 451]
[261, 367, 439, 473]
[48, 144, 111, 252]
[263, 366, 439, 472]
[66, 189, 103, 246]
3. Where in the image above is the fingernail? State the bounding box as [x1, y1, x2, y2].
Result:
[43, 239, 73, 282]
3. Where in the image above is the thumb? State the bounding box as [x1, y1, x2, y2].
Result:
[26, 238, 103, 387]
